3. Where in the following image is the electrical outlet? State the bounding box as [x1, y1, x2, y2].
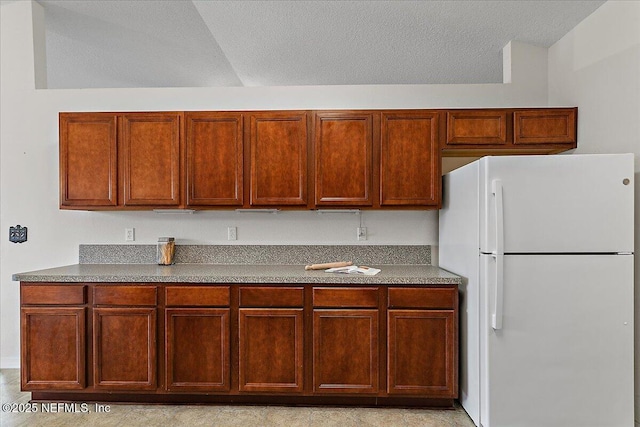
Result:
[357, 227, 367, 241]
[125, 228, 135, 241]
[227, 226, 237, 241]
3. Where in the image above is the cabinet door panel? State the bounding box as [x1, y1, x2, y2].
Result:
[93, 307, 156, 390]
[21, 307, 86, 390]
[94, 285, 157, 306]
[513, 109, 576, 144]
[239, 308, 304, 392]
[186, 113, 243, 206]
[249, 112, 308, 206]
[121, 113, 181, 206]
[381, 111, 439, 206]
[313, 309, 378, 393]
[166, 308, 230, 391]
[314, 112, 374, 206]
[387, 310, 456, 397]
[60, 113, 117, 207]
[445, 110, 507, 145]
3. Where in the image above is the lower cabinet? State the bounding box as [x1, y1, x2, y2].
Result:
[387, 287, 458, 397]
[92, 285, 158, 390]
[238, 286, 304, 392]
[312, 287, 380, 394]
[19, 282, 458, 404]
[164, 285, 231, 391]
[20, 284, 86, 390]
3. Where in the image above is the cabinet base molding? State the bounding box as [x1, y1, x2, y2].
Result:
[30, 392, 454, 408]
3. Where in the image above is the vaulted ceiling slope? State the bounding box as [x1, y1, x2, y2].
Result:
[38, 0, 606, 89]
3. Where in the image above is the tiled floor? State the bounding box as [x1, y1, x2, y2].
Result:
[0, 369, 475, 426]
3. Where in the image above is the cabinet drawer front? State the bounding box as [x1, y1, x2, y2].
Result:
[239, 287, 304, 307]
[94, 285, 157, 306]
[388, 287, 457, 309]
[313, 287, 378, 308]
[22, 285, 86, 305]
[166, 286, 230, 307]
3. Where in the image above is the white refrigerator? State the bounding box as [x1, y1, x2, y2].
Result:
[439, 154, 634, 427]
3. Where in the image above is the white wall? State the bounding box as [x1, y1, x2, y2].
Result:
[548, 1, 640, 424]
[0, 1, 551, 368]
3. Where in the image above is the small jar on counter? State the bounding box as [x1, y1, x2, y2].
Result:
[157, 237, 175, 265]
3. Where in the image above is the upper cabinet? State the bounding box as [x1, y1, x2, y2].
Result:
[314, 111, 376, 207]
[59, 107, 576, 211]
[121, 113, 182, 207]
[249, 112, 309, 206]
[442, 108, 577, 156]
[380, 111, 440, 207]
[513, 109, 577, 145]
[60, 113, 118, 208]
[185, 112, 243, 207]
[60, 112, 183, 210]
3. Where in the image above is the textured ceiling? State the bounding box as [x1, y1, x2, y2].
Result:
[38, 0, 606, 89]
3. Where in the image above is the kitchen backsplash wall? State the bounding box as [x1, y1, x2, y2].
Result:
[79, 244, 431, 265]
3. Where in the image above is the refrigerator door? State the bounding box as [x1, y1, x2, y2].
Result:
[480, 254, 634, 427]
[479, 154, 634, 254]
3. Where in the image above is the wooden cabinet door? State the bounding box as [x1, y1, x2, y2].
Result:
[21, 307, 86, 390]
[387, 309, 456, 397]
[239, 308, 304, 392]
[59, 113, 118, 208]
[445, 110, 508, 145]
[121, 113, 182, 206]
[314, 112, 375, 206]
[313, 309, 378, 393]
[249, 112, 308, 206]
[165, 308, 230, 392]
[186, 112, 243, 206]
[380, 111, 440, 206]
[93, 307, 157, 390]
[514, 109, 577, 145]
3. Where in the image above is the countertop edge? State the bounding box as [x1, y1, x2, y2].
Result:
[13, 264, 462, 285]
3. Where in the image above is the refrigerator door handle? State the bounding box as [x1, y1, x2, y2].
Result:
[492, 179, 504, 330]
[492, 253, 504, 330]
[492, 179, 504, 256]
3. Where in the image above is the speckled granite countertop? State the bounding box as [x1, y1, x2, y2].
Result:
[12, 264, 460, 285]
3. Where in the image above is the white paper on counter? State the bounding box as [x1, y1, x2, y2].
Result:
[324, 266, 381, 276]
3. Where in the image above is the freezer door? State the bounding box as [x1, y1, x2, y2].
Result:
[479, 154, 634, 254]
[480, 254, 634, 427]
